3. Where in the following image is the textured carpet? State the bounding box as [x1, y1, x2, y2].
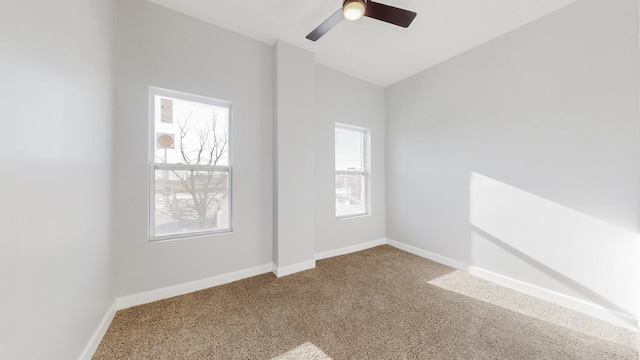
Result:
[93, 246, 637, 359]
[428, 270, 637, 348]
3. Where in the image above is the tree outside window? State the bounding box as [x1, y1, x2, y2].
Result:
[150, 87, 232, 241]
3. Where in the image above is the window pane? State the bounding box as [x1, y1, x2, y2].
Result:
[335, 127, 364, 171]
[154, 95, 229, 166]
[154, 169, 230, 237]
[336, 174, 366, 217]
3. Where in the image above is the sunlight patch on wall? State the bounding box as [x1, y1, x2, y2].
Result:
[271, 342, 333, 360]
[469, 172, 639, 317]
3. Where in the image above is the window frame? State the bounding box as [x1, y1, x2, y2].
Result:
[335, 123, 370, 219]
[148, 86, 233, 242]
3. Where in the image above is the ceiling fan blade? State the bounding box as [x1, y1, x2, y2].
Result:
[306, 9, 344, 41]
[364, 1, 417, 28]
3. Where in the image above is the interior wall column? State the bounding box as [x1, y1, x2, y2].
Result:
[273, 40, 316, 276]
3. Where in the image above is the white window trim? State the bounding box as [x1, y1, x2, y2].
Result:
[335, 123, 371, 219]
[148, 86, 233, 242]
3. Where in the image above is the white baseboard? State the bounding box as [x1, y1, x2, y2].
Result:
[116, 263, 273, 310]
[386, 239, 637, 330]
[469, 262, 637, 330]
[82, 237, 638, 360]
[387, 239, 471, 271]
[273, 259, 316, 278]
[78, 301, 117, 360]
[315, 238, 387, 260]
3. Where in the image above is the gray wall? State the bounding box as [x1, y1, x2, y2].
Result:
[315, 65, 386, 253]
[0, 0, 116, 359]
[386, 0, 640, 323]
[113, 0, 273, 296]
[274, 41, 316, 270]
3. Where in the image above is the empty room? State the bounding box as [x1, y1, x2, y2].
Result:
[2, 0, 639, 359]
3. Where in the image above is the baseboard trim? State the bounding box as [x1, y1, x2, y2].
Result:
[386, 239, 637, 330]
[387, 239, 471, 271]
[78, 301, 117, 360]
[273, 259, 316, 278]
[315, 238, 387, 260]
[469, 262, 637, 330]
[116, 263, 273, 310]
[82, 237, 638, 360]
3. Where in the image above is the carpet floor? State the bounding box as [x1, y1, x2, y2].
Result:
[93, 245, 637, 359]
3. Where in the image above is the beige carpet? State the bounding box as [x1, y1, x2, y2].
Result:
[93, 245, 637, 359]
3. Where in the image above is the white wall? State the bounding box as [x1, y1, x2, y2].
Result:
[113, 0, 273, 296]
[273, 41, 316, 273]
[386, 0, 640, 325]
[0, 0, 116, 359]
[314, 65, 386, 253]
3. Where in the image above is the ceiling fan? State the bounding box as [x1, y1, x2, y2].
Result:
[306, 0, 417, 41]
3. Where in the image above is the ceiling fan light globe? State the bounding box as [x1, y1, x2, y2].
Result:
[343, 0, 365, 21]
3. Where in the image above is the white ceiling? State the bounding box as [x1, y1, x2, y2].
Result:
[149, 0, 576, 87]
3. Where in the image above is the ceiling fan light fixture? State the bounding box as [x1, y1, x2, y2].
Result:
[306, 0, 416, 41]
[343, 0, 366, 21]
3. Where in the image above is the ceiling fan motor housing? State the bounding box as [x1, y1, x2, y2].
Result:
[343, 0, 367, 6]
[343, 0, 367, 21]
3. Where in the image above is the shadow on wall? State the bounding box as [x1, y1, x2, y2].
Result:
[469, 172, 639, 323]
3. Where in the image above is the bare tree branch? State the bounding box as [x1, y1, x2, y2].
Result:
[166, 110, 229, 229]
[177, 110, 194, 164]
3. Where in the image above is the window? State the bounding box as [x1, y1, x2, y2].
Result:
[335, 124, 369, 218]
[149, 87, 232, 241]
